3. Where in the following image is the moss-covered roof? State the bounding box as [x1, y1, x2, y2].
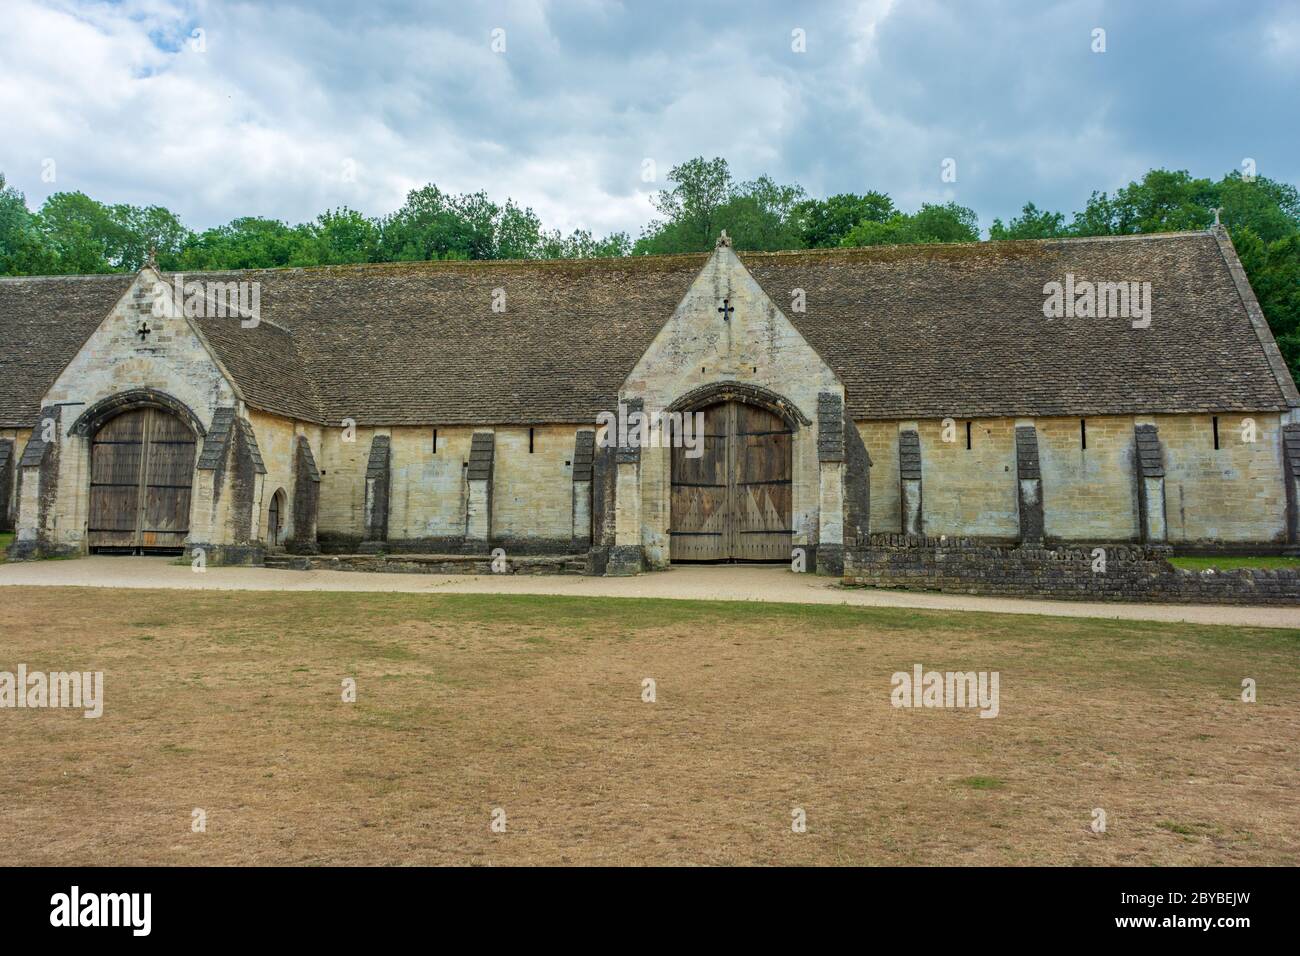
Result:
[0, 231, 1294, 427]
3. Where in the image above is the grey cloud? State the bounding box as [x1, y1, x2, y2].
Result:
[1, 0, 1295, 238]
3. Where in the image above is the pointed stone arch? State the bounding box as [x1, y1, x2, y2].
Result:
[68, 388, 206, 439]
[666, 381, 811, 431]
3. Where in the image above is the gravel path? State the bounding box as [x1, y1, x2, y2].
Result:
[2, 555, 1297, 628]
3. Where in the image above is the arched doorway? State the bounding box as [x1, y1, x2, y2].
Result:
[87, 407, 197, 553]
[670, 399, 792, 562]
[267, 488, 287, 548]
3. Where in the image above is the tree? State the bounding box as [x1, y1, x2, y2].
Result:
[494, 200, 545, 260]
[34, 191, 122, 273]
[989, 202, 1067, 240]
[634, 158, 807, 254]
[1234, 227, 1300, 375]
[794, 191, 894, 247]
[1215, 171, 1300, 244]
[30, 191, 191, 273]
[303, 207, 381, 265]
[178, 217, 315, 271]
[378, 185, 569, 261]
[1067, 169, 1217, 236]
[841, 201, 980, 246]
[111, 203, 190, 271]
[0, 174, 55, 275]
[539, 228, 631, 259]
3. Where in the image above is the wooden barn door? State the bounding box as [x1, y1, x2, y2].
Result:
[731, 402, 794, 560]
[88, 407, 196, 552]
[670, 401, 792, 562]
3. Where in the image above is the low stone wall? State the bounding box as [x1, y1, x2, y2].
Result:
[844, 534, 1300, 606]
[264, 552, 586, 575]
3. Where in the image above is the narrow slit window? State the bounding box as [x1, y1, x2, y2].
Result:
[1212, 416, 1220, 450]
[529, 427, 535, 454]
[432, 429, 438, 454]
[1080, 418, 1087, 450]
[965, 421, 972, 450]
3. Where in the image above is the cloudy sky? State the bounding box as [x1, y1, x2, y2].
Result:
[2, 0, 1297, 238]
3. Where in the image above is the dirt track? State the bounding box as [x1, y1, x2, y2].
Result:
[2, 556, 1298, 628]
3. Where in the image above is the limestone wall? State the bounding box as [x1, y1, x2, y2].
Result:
[859, 421, 900, 533]
[854, 413, 1288, 546]
[0, 428, 30, 448]
[387, 426, 471, 541]
[1, 428, 29, 530]
[245, 409, 323, 545]
[315, 423, 584, 547]
[1037, 416, 1138, 541]
[316, 423, 372, 539]
[1158, 412, 1287, 544]
[918, 418, 1019, 538]
[492, 426, 577, 543]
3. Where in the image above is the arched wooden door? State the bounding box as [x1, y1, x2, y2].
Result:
[87, 407, 196, 552]
[670, 400, 793, 562]
[267, 488, 286, 547]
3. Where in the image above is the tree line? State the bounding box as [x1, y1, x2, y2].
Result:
[1, 158, 1296, 377]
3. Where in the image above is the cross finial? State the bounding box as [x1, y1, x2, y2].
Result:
[1211, 207, 1224, 228]
[718, 298, 734, 322]
[715, 229, 732, 248]
[145, 246, 158, 270]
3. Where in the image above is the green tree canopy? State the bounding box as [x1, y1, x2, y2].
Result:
[794, 191, 895, 247]
[841, 201, 980, 246]
[178, 217, 315, 271]
[634, 158, 807, 254]
[0, 174, 55, 276]
[989, 202, 1067, 240]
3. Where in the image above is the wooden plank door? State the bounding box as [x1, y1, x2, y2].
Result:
[670, 400, 793, 562]
[730, 402, 793, 560]
[139, 409, 196, 549]
[87, 408, 195, 551]
[670, 401, 729, 561]
[88, 408, 148, 549]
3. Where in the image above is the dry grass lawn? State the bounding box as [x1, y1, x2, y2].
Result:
[2, 585, 1297, 866]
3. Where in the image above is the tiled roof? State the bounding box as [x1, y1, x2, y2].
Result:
[196, 407, 236, 470]
[0, 274, 134, 427]
[744, 231, 1297, 419]
[1, 231, 1295, 427]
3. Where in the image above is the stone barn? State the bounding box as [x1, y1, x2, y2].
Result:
[2, 226, 1298, 576]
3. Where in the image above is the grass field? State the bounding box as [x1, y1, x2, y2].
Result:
[2, 586, 1297, 866]
[0, 532, 11, 562]
[1168, 555, 1300, 571]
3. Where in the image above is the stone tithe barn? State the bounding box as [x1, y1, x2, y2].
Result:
[2, 227, 1299, 576]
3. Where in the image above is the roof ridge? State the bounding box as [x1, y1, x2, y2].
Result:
[0, 273, 132, 285]
[736, 230, 1212, 260]
[162, 252, 713, 280]
[0, 231, 1212, 283]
